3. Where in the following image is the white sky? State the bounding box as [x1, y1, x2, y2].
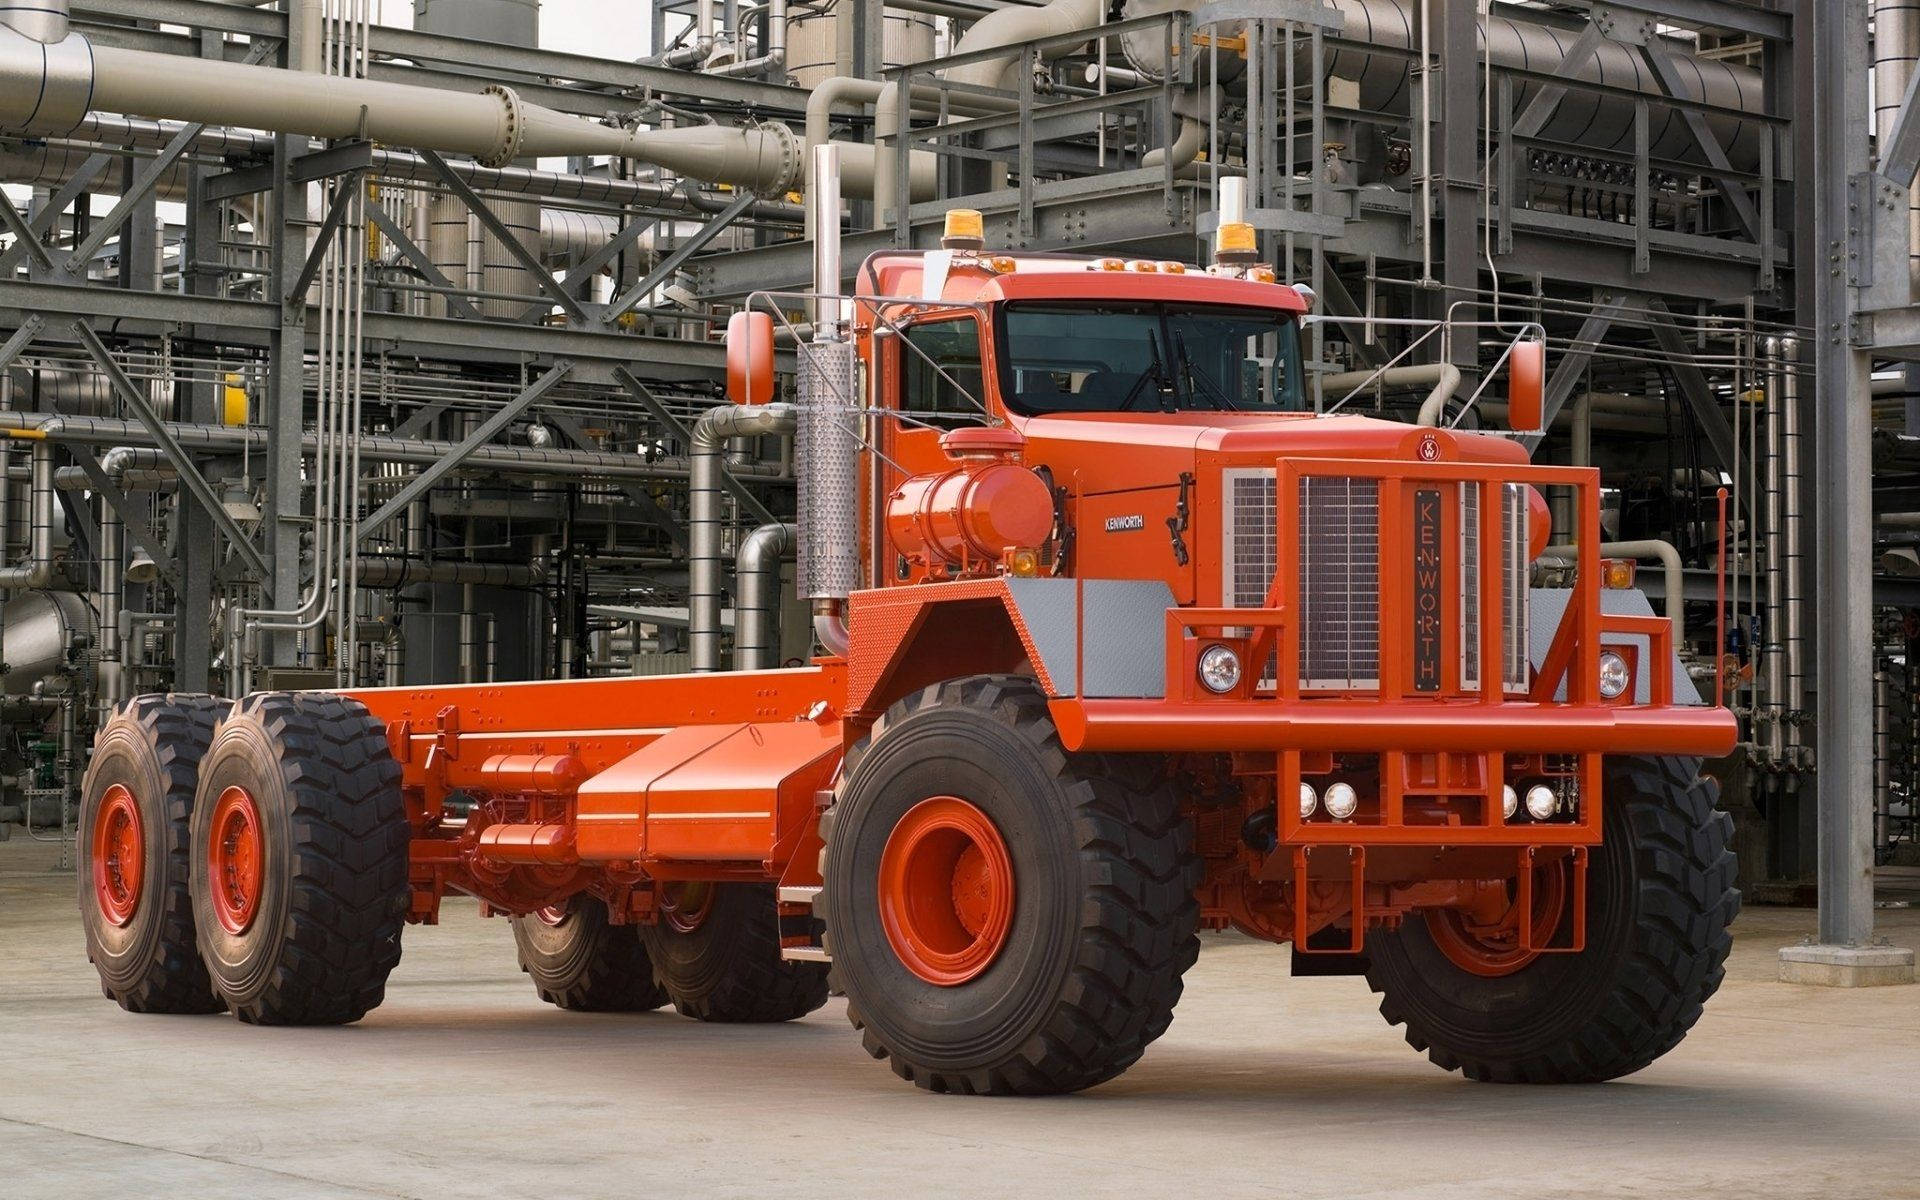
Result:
[379, 1, 652, 60]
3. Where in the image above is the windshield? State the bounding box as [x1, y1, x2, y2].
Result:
[995, 301, 1305, 415]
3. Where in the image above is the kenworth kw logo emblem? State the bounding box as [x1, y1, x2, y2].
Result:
[1105, 514, 1146, 533]
[1412, 488, 1444, 692]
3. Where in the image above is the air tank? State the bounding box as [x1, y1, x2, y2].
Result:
[786, 6, 936, 88]
[1, 590, 93, 695]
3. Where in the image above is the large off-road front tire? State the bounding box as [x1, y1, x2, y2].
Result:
[190, 692, 411, 1026]
[821, 675, 1201, 1095]
[637, 882, 829, 1022]
[77, 694, 231, 1014]
[512, 898, 669, 1012]
[1365, 755, 1738, 1083]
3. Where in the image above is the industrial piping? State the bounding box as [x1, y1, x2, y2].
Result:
[0, 411, 786, 486]
[0, 437, 58, 590]
[689, 403, 798, 671]
[735, 523, 797, 670]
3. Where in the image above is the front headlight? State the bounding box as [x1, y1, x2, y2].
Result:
[1525, 783, 1559, 821]
[1597, 650, 1631, 700]
[1323, 781, 1359, 821]
[1299, 782, 1318, 820]
[1501, 784, 1519, 820]
[1198, 644, 1242, 694]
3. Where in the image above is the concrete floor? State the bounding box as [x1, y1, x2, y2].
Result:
[4, 835, 1916, 1200]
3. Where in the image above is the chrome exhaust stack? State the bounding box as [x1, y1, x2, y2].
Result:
[797, 144, 858, 657]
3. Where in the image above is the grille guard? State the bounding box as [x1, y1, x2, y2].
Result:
[1048, 451, 1739, 848]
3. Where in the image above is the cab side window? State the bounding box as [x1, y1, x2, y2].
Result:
[900, 318, 984, 422]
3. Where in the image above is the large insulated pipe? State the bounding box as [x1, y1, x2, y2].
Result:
[1, 0, 69, 43]
[871, 0, 1104, 221]
[945, 0, 1103, 90]
[735, 522, 797, 670]
[1318, 363, 1462, 423]
[0, 15, 807, 190]
[1315, 0, 1764, 170]
[0, 439, 58, 590]
[689, 402, 798, 671]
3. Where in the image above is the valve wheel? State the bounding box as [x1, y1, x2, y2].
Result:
[877, 796, 1015, 986]
[205, 785, 264, 935]
[1424, 862, 1568, 978]
[91, 783, 146, 927]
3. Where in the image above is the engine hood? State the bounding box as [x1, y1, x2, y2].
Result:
[1009, 410, 1529, 494]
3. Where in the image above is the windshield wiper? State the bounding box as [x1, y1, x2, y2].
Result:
[1172, 329, 1242, 412]
[1115, 328, 1173, 412]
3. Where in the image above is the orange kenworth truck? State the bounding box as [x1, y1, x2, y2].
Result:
[77, 160, 1737, 1096]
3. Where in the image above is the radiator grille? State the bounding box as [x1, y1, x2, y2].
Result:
[1461, 482, 1531, 691]
[1220, 469, 1529, 693]
[1296, 476, 1382, 686]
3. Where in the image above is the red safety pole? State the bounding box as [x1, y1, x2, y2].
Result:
[1715, 486, 1729, 708]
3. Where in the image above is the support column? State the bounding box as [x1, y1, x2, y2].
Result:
[172, 28, 225, 691]
[1780, 0, 1915, 987]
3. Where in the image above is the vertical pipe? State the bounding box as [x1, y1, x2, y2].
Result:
[97, 498, 124, 718]
[1874, 664, 1892, 852]
[1780, 335, 1805, 756]
[1762, 336, 1786, 764]
[735, 522, 797, 669]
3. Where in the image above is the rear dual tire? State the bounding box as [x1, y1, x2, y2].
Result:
[512, 899, 670, 1012]
[188, 693, 411, 1025]
[78, 694, 231, 1014]
[639, 883, 830, 1022]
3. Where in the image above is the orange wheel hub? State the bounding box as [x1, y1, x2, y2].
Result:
[658, 882, 714, 934]
[206, 785, 265, 935]
[1426, 863, 1569, 978]
[877, 796, 1014, 986]
[91, 784, 144, 927]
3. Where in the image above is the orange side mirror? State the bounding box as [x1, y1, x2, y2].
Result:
[726, 311, 775, 405]
[1507, 339, 1545, 434]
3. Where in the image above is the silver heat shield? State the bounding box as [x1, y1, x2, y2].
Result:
[795, 339, 862, 600]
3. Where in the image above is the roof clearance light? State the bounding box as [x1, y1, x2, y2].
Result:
[1214, 220, 1259, 265]
[1159, 261, 1187, 274]
[1091, 257, 1127, 271]
[1249, 266, 1277, 284]
[1127, 259, 1159, 272]
[943, 208, 985, 250]
[987, 255, 1018, 274]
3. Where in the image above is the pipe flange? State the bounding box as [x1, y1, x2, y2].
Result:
[754, 118, 803, 194]
[479, 84, 525, 168]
